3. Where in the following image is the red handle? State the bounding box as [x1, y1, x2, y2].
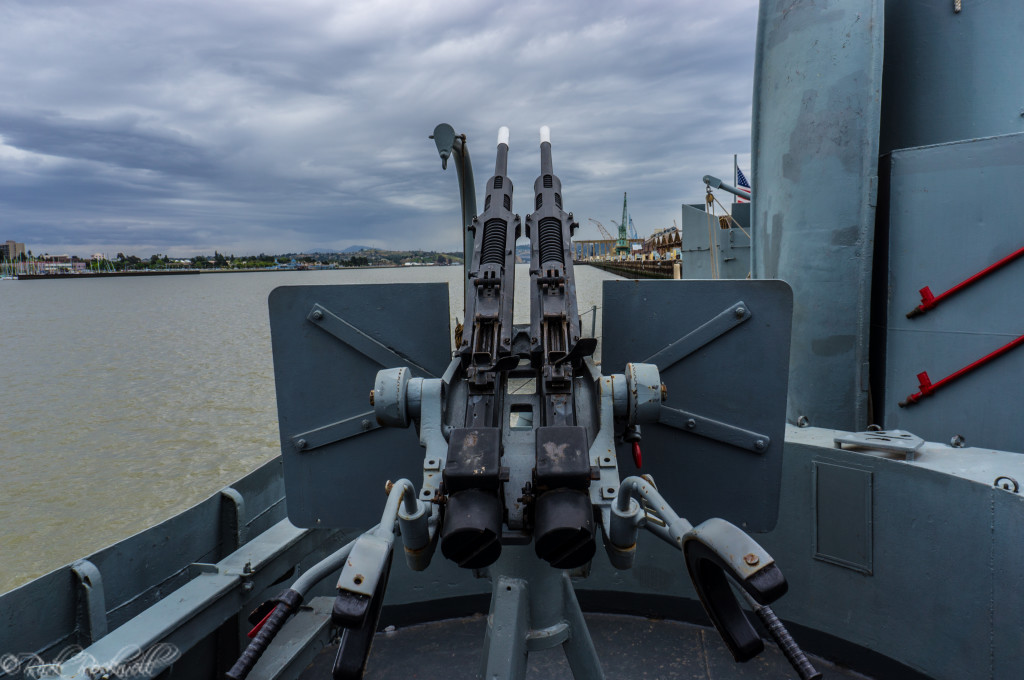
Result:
[907, 245, 1024, 318]
[900, 333, 1024, 407]
[247, 606, 277, 639]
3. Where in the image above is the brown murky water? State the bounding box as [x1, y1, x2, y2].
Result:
[0, 264, 618, 592]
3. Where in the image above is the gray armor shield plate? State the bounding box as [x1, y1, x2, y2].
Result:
[269, 283, 451, 528]
[601, 279, 792, 532]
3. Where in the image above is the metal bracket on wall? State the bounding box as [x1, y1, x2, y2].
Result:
[833, 430, 924, 461]
[71, 559, 108, 644]
[659, 405, 770, 454]
[219, 487, 247, 555]
[307, 303, 436, 378]
[642, 300, 751, 370]
[290, 410, 380, 453]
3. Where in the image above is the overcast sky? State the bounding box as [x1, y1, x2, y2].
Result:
[0, 0, 758, 257]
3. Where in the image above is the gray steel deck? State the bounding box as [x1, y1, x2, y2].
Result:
[299, 613, 870, 680]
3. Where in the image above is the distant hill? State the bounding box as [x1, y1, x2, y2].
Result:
[341, 245, 375, 254]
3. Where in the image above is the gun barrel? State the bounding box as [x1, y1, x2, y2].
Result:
[539, 126, 553, 176]
[459, 126, 520, 379]
[526, 125, 592, 383]
[495, 127, 509, 175]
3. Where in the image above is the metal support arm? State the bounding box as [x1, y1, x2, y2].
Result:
[703, 174, 753, 200]
[607, 476, 820, 680]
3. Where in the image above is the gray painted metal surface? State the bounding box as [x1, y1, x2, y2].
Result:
[717, 226, 750, 280]
[751, 0, 884, 432]
[812, 461, 873, 574]
[679, 203, 713, 279]
[880, 133, 1024, 453]
[561, 429, 1024, 680]
[53, 521, 314, 679]
[879, 0, 1024, 154]
[730, 203, 750, 232]
[267, 283, 452, 529]
[753, 429, 1024, 680]
[701, 176, 751, 202]
[678, 203, 751, 281]
[601, 280, 792, 532]
[992, 488, 1024, 680]
[480, 550, 604, 680]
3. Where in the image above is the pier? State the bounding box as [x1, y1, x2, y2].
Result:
[583, 259, 680, 279]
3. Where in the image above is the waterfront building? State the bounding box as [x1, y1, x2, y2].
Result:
[641, 226, 681, 259]
[36, 254, 80, 274]
[1, 240, 26, 260]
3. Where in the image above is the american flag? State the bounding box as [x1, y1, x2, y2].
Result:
[736, 166, 751, 203]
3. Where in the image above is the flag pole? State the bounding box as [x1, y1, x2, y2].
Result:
[733, 154, 739, 212]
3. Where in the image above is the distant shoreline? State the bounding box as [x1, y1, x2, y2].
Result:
[16, 270, 200, 280]
[14, 263, 448, 280]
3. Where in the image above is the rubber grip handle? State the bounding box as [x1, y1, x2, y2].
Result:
[226, 589, 302, 680]
[755, 605, 821, 680]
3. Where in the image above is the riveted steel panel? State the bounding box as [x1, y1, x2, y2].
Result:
[269, 284, 451, 528]
[601, 279, 792, 532]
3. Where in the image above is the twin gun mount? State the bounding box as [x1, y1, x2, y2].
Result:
[233, 127, 819, 680]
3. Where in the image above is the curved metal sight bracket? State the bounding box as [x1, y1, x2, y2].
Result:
[682, 518, 787, 662]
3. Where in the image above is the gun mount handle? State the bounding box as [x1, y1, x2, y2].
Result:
[683, 538, 781, 661]
[681, 518, 786, 661]
[225, 589, 303, 680]
[610, 480, 816, 676]
[682, 519, 819, 678]
[332, 550, 394, 680]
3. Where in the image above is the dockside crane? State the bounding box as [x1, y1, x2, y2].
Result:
[612, 192, 629, 255]
[587, 217, 614, 241]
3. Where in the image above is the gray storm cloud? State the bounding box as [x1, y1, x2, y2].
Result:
[0, 0, 758, 256]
